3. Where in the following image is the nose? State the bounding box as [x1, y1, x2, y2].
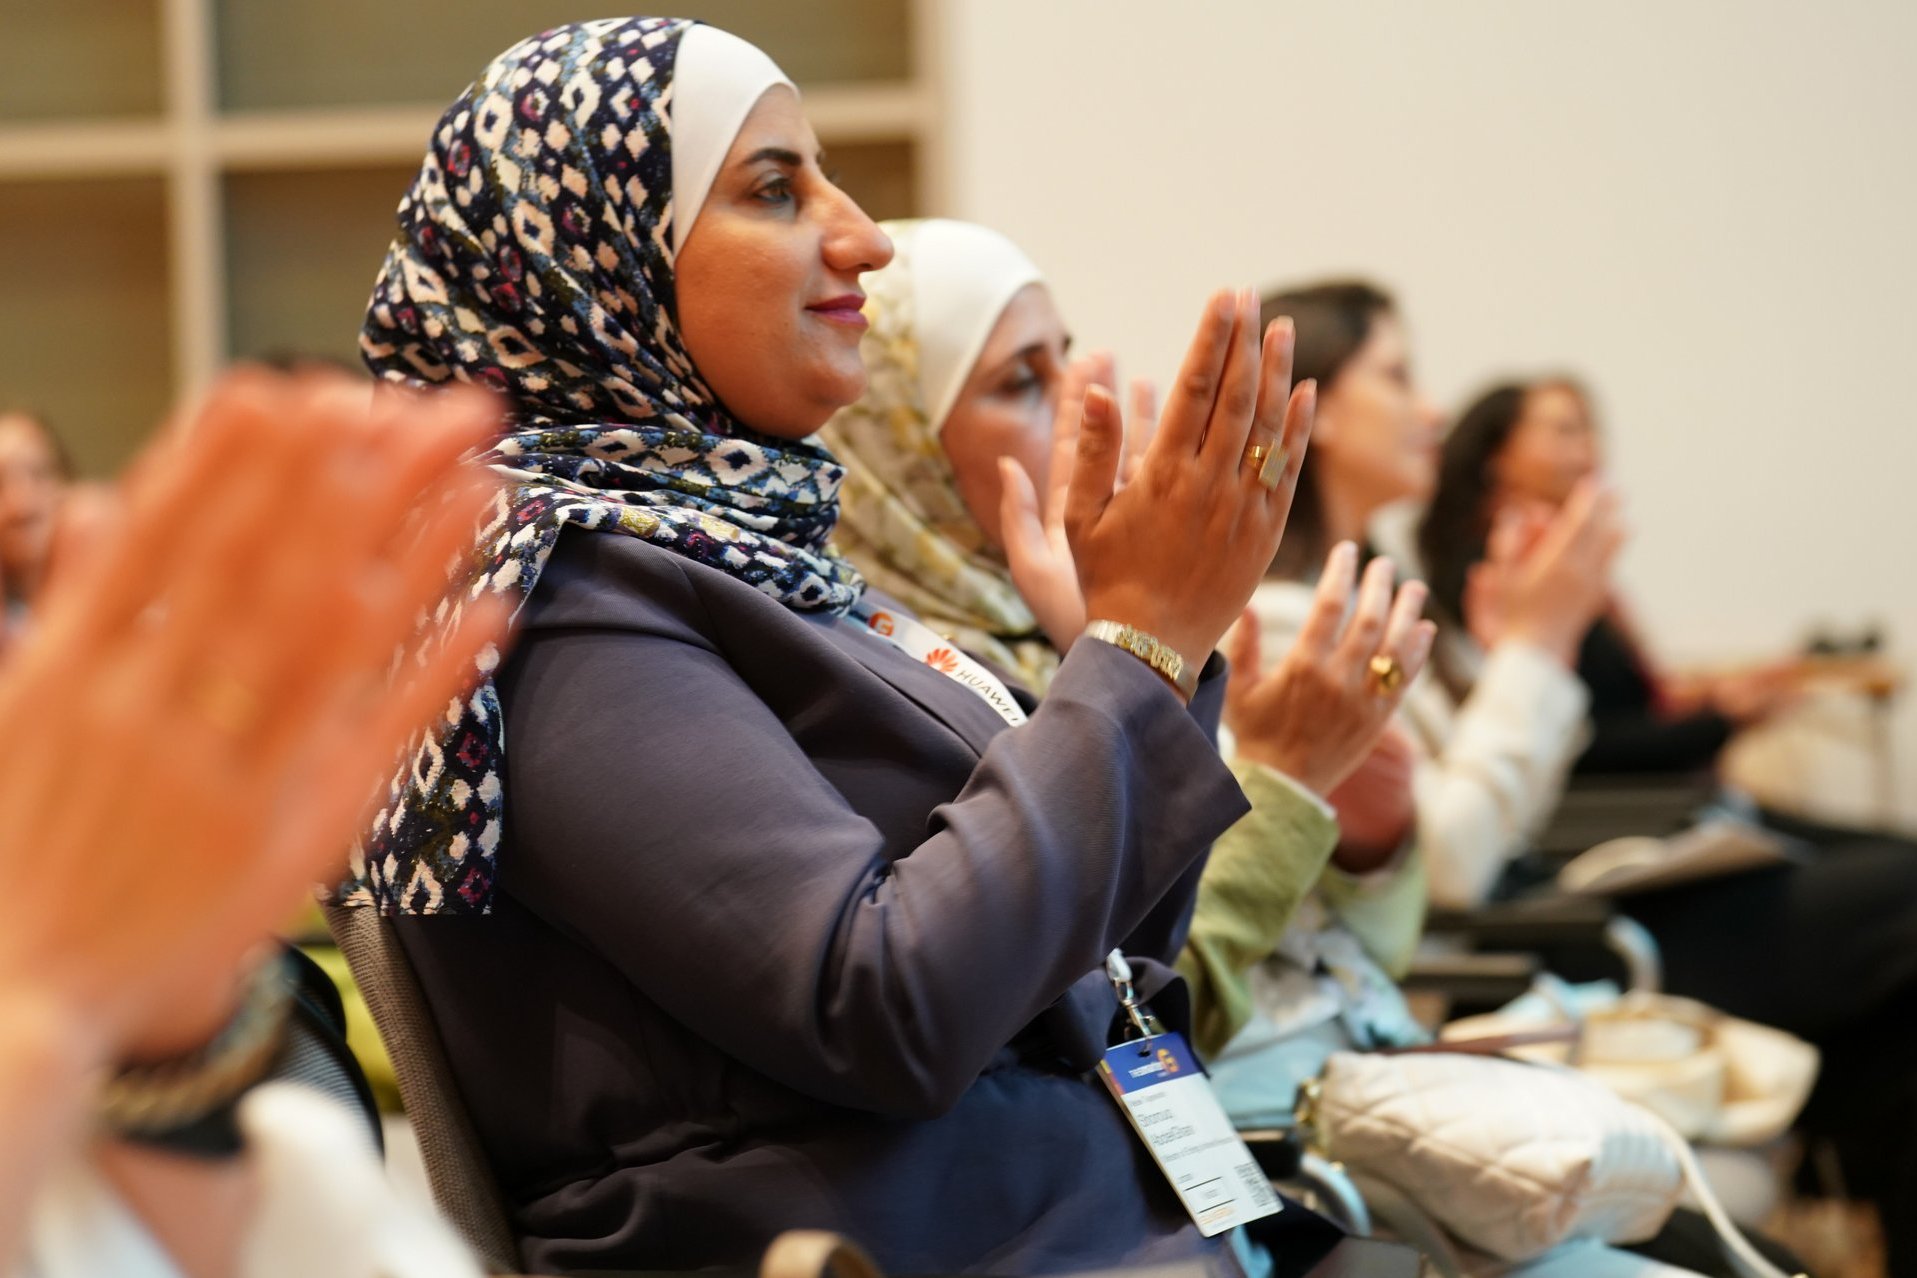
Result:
[821, 186, 893, 276]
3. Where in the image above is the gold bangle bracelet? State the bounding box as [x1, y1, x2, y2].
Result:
[1084, 620, 1200, 698]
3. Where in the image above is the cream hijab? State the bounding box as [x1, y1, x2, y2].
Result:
[816, 219, 1061, 690]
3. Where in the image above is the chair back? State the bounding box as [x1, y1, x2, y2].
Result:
[324, 903, 523, 1275]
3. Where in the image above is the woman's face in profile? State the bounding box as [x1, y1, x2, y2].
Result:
[938, 283, 1070, 549]
[674, 87, 895, 440]
[1314, 314, 1444, 508]
[1494, 383, 1601, 507]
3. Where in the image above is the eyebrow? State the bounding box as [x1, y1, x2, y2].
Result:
[737, 146, 826, 169]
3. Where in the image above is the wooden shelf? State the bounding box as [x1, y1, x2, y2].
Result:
[0, 0, 939, 471]
[0, 119, 172, 181]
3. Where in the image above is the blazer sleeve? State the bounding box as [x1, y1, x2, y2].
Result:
[496, 550, 1249, 1120]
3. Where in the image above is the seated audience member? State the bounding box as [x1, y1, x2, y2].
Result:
[1419, 377, 1853, 777]
[814, 218, 1433, 1090]
[1251, 284, 1623, 912]
[0, 370, 506, 1276]
[1409, 374, 1917, 1275]
[0, 411, 92, 649]
[341, 21, 1330, 1276]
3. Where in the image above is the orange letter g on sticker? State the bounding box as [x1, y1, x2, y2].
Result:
[870, 611, 895, 637]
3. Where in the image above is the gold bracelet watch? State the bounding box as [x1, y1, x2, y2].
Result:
[1083, 620, 1200, 699]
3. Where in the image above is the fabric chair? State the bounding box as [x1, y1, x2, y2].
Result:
[323, 903, 524, 1275]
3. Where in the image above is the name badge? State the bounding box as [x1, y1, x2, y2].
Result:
[848, 603, 1029, 727]
[1097, 1031, 1282, 1236]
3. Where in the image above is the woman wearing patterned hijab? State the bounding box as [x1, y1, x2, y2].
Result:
[344, 18, 1333, 1276]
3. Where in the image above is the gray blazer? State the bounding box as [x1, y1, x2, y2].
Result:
[397, 529, 1251, 1275]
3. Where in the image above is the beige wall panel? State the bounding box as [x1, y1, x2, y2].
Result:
[216, 0, 911, 112]
[0, 0, 164, 122]
[224, 166, 415, 367]
[0, 178, 171, 476]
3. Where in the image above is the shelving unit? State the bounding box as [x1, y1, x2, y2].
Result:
[0, 0, 941, 476]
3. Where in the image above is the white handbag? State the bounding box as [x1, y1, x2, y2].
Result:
[1444, 989, 1821, 1147]
[1297, 1050, 1798, 1275]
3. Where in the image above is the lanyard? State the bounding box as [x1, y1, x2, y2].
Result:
[1096, 950, 1283, 1235]
[846, 602, 1029, 727]
[1105, 950, 1165, 1043]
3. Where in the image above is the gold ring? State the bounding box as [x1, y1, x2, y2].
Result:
[192, 674, 260, 738]
[1368, 653, 1405, 695]
[1259, 446, 1290, 491]
[1242, 442, 1271, 472]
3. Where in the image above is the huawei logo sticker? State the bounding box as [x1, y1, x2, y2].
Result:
[924, 648, 961, 674]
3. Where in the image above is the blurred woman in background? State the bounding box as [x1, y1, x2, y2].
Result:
[1420, 378, 1818, 776]
[0, 411, 72, 647]
[1420, 375, 1917, 1272]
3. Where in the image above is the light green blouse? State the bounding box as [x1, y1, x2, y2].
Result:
[1177, 761, 1427, 1060]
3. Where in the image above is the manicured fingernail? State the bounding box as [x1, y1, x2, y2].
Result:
[1335, 540, 1358, 565]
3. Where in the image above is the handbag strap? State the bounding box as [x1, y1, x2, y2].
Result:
[1655, 1114, 1802, 1278]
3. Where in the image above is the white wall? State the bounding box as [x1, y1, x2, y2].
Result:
[936, 0, 1917, 823]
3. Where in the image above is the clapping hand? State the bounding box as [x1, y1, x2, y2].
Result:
[1062, 289, 1317, 695]
[0, 371, 509, 1065]
[1465, 479, 1625, 666]
[1225, 543, 1435, 797]
[998, 355, 1155, 653]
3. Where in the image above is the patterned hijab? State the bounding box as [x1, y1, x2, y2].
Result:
[343, 18, 864, 915]
[816, 219, 1059, 690]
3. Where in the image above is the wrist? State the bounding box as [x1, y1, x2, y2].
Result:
[1497, 619, 1581, 670]
[101, 956, 294, 1158]
[1083, 619, 1200, 702]
[0, 985, 115, 1096]
[1231, 740, 1330, 797]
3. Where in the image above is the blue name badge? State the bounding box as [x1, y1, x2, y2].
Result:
[1097, 1032, 1281, 1236]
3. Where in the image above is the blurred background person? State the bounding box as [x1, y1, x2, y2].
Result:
[0, 411, 71, 646]
[1416, 372, 1917, 1275]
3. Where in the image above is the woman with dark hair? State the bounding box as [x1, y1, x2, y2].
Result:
[1247, 282, 1623, 911]
[1419, 379, 1805, 775]
[0, 411, 74, 643]
[1420, 375, 1917, 1274]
